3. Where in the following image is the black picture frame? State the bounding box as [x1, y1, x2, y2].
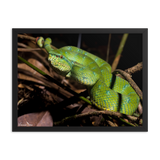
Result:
[9, 26, 151, 134]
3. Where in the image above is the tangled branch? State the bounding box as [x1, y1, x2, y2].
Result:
[53, 110, 138, 126]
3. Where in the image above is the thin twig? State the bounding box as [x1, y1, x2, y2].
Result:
[18, 42, 50, 68]
[18, 68, 73, 98]
[53, 110, 138, 126]
[18, 34, 36, 41]
[125, 62, 143, 74]
[106, 120, 117, 127]
[18, 48, 42, 52]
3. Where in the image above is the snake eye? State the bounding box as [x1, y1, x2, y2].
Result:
[60, 55, 63, 58]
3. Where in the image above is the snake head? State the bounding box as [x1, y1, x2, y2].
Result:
[48, 52, 72, 76]
[36, 37, 44, 48]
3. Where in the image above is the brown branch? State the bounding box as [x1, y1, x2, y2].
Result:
[18, 42, 50, 68]
[18, 41, 48, 58]
[18, 34, 36, 41]
[18, 48, 42, 52]
[53, 110, 138, 126]
[106, 120, 117, 127]
[125, 62, 142, 74]
[18, 68, 73, 99]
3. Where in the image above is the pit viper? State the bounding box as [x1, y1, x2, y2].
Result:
[36, 37, 140, 115]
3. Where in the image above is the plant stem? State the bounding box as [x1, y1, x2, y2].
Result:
[112, 33, 128, 72]
[106, 34, 111, 62]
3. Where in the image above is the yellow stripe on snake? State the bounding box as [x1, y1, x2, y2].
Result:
[36, 37, 140, 115]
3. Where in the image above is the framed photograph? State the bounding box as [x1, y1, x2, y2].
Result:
[12, 28, 147, 131]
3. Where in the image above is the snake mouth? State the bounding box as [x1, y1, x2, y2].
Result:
[53, 67, 70, 76]
[49, 60, 70, 76]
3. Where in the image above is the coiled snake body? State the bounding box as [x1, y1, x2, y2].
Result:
[37, 37, 140, 115]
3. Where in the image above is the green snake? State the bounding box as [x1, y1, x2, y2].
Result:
[36, 37, 140, 115]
